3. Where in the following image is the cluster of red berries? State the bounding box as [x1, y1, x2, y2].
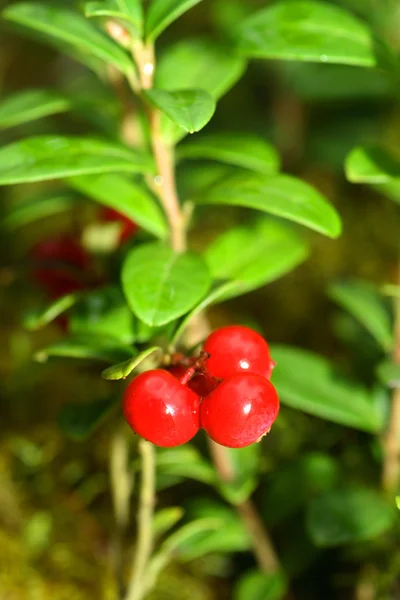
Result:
[122, 325, 279, 448]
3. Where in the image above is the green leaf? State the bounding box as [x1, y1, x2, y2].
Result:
[144, 89, 216, 134]
[121, 243, 211, 327]
[236, 1, 377, 67]
[234, 570, 287, 600]
[0, 89, 71, 129]
[24, 294, 78, 331]
[217, 445, 261, 505]
[346, 146, 400, 183]
[68, 174, 166, 239]
[307, 487, 395, 547]
[3, 3, 134, 75]
[178, 133, 280, 175]
[171, 281, 239, 345]
[152, 507, 184, 539]
[198, 173, 341, 238]
[204, 219, 309, 300]
[84, 0, 143, 37]
[58, 397, 116, 440]
[156, 446, 216, 486]
[145, 0, 203, 41]
[3, 192, 77, 229]
[376, 360, 400, 388]
[263, 453, 339, 526]
[328, 280, 393, 351]
[271, 345, 383, 432]
[396, 497, 400, 510]
[0, 136, 153, 186]
[155, 37, 246, 143]
[69, 286, 135, 345]
[34, 334, 135, 364]
[101, 346, 163, 380]
[382, 284, 400, 298]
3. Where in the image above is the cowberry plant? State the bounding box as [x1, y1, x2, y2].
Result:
[1, 0, 400, 598]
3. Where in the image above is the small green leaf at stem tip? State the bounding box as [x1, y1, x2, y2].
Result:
[144, 88, 216, 134]
[101, 347, 162, 380]
[2, 2, 134, 74]
[24, 294, 78, 330]
[145, 0, 204, 41]
[236, 0, 377, 68]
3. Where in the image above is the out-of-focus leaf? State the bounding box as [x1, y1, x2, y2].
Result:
[68, 174, 166, 239]
[271, 345, 383, 432]
[58, 397, 116, 440]
[145, 0, 203, 41]
[217, 444, 261, 505]
[376, 360, 400, 388]
[152, 507, 184, 539]
[382, 284, 400, 298]
[236, 1, 377, 67]
[34, 335, 135, 363]
[197, 173, 341, 238]
[156, 446, 216, 487]
[346, 146, 400, 183]
[328, 280, 393, 351]
[204, 218, 309, 300]
[155, 37, 246, 142]
[144, 89, 216, 134]
[3, 2, 134, 74]
[69, 286, 135, 344]
[122, 243, 211, 326]
[178, 133, 280, 175]
[84, 0, 143, 37]
[0, 136, 153, 185]
[307, 487, 395, 546]
[263, 453, 339, 526]
[0, 89, 71, 129]
[24, 294, 78, 330]
[101, 346, 163, 380]
[3, 193, 77, 230]
[234, 569, 287, 600]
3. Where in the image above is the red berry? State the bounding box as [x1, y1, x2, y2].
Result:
[200, 373, 279, 448]
[203, 325, 275, 380]
[100, 207, 138, 244]
[123, 369, 200, 447]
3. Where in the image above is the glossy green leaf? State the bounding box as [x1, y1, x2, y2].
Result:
[156, 446, 216, 486]
[24, 294, 78, 331]
[328, 280, 393, 351]
[69, 286, 135, 344]
[68, 174, 166, 239]
[152, 507, 184, 539]
[234, 570, 287, 600]
[155, 37, 246, 143]
[263, 453, 339, 526]
[236, 1, 376, 67]
[307, 487, 395, 547]
[34, 335, 134, 364]
[217, 445, 261, 505]
[376, 360, 400, 388]
[3, 3, 133, 74]
[346, 146, 400, 183]
[144, 89, 216, 134]
[58, 397, 116, 440]
[178, 132, 280, 175]
[145, 0, 203, 41]
[0, 89, 71, 129]
[84, 0, 143, 36]
[0, 136, 153, 186]
[3, 192, 77, 229]
[205, 219, 309, 300]
[122, 243, 211, 326]
[171, 281, 239, 345]
[101, 346, 163, 380]
[271, 345, 383, 432]
[197, 173, 341, 238]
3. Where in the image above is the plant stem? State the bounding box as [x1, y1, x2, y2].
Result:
[110, 424, 134, 598]
[125, 439, 156, 600]
[383, 268, 400, 494]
